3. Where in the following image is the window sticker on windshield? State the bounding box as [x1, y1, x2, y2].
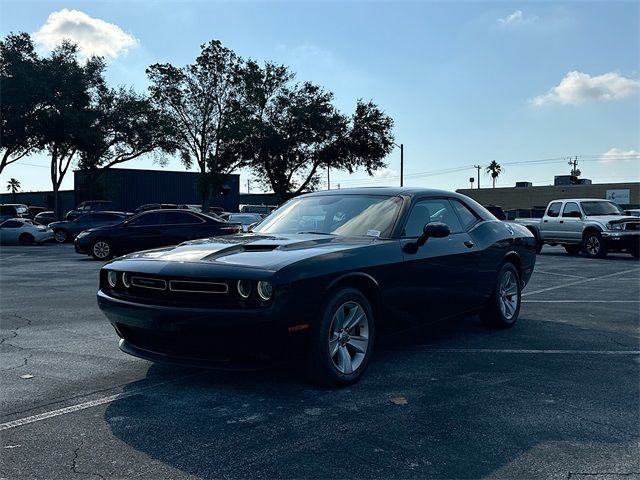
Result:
[366, 229, 381, 237]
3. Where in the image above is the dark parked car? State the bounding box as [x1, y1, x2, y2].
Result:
[97, 188, 537, 386]
[34, 211, 57, 226]
[0, 204, 29, 222]
[65, 200, 119, 220]
[49, 211, 129, 243]
[219, 213, 264, 232]
[27, 206, 48, 219]
[134, 203, 178, 213]
[76, 209, 241, 260]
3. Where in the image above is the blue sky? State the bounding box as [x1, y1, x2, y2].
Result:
[1, 0, 639, 193]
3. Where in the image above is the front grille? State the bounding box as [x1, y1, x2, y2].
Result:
[131, 276, 166, 290]
[624, 222, 640, 231]
[169, 280, 228, 293]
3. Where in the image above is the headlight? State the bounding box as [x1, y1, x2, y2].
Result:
[122, 272, 130, 288]
[107, 271, 118, 288]
[76, 231, 90, 239]
[608, 223, 623, 231]
[237, 280, 251, 298]
[257, 281, 273, 301]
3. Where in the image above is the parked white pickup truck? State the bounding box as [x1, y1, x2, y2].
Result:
[515, 198, 639, 258]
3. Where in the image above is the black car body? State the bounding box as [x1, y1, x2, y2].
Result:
[49, 211, 129, 243]
[34, 211, 57, 226]
[98, 188, 536, 385]
[65, 200, 119, 220]
[134, 203, 179, 213]
[76, 209, 241, 260]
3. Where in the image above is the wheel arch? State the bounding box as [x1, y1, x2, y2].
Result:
[323, 273, 381, 323]
[502, 251, 522, 279]
[582, 225, 603, 240]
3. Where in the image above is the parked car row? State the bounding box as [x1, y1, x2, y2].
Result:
[0, 218, 53, 245]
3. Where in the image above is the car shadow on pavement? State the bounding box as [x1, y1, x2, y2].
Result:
[103, 312, 640, 479]
[538, 250, 639, 262]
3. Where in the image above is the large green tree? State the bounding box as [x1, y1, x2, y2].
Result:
[239, 61, 395, 203]
[146, 40, 248, 210]
[0, 33, 44, 174]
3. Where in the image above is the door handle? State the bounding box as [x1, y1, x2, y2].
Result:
[543, 220, 548, 223]
[464, 240, 475, 248]
[559, 220, 564, 224]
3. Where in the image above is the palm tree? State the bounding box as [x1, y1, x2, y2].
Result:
[485, 161, 502, 188]
[6, 178, 21, 203]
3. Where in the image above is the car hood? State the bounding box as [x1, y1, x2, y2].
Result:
[586, 215, 639, 224]
[117, 233, 379, 271]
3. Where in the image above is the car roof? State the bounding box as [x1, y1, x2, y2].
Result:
[301, 186, 470, 199]
[549, 198, 616, 203]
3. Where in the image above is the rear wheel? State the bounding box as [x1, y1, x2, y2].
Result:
[583, 232, 607, 258]
[18, 233, 35, 246]
[91, 239, 113, 260]
[564, 244, 581, 255]
[53, 229, 68, 243]
[305, 288, 375, 387]
[480, 262, 521, 329]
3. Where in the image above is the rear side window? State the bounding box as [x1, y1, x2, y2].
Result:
[562, 202, 581, 218]
[128, 212, 163, 226]
[1, 220, 22, 228]
[164, 211, 203, 224]
[451, 199, 480, 230]
[546, 202, 562, 218]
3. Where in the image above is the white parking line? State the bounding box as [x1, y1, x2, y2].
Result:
[0, 254, 26, 260]
[523, 300, 640, 303]
[0, 374, 202, 432]
[524, 267, 640, 297]
[425, 348, 640, 355]
[534, 270, 587, 279]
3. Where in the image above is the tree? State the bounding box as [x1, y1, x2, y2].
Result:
[0, 33, 44, 174]
[6, 178, 20, 202]
[240, 61, 395, 203]
[486, 160, 503, 188]
[38, 41, 106, 218]
[146, 40, 248, 210]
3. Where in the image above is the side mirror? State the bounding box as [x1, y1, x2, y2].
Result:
[403, 222, 450, 254]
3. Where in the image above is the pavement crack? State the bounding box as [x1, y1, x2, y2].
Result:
[70, 438, 105, 480]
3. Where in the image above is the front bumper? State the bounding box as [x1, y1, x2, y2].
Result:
[601, 232, 640, 251]
[97, 290, 308, 363]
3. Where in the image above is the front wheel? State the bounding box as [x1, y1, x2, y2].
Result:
[480, 262, 521, 329]
[305, 288, 375, 387]
[583, 232, 607, 258]
[91, 239, 113, 260]
[53, 229, 68, 243]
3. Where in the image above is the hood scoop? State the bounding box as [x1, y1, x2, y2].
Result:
[242, 244, 280, 252]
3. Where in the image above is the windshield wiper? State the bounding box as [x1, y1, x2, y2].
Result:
[296, 231, 335, 235]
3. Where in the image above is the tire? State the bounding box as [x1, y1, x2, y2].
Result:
[91, 239, 113, 260]
[535, 240, 543, 254]
[53, 229, 68, 243]
[305, 288, 375, 387]
[564, 244, 581, 255]
[480, 262, 521, 329]
[583, 231, 607, 258]
[18, 233, 35, 246]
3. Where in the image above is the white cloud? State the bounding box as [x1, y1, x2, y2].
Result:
[600, 148, 640, 162]
[33, 9, 138, 59]
[373, 168, 399, 178]
[498, 10, 538, 26]
[531, 71, 640, 106]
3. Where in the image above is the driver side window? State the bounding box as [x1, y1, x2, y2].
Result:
[403, 199, 462, 237]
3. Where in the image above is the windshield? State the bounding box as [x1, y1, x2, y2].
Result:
[581, 201, 624, 216]
[254, 194, 403, 237]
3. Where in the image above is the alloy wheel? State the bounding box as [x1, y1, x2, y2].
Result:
[54, 230, 67, 243]
[93, 241, 110, 259]
[328, 301, 370, 375]
[585, 236, 600, 256]
[498, 270, 519, 320]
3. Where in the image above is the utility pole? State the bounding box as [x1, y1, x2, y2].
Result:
[247, 179, 251, 194]
[473, 165, 482, 189]
[568, 156, 581, 177]
[400, 143, 404, 187]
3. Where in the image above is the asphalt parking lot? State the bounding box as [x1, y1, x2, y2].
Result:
[1, 244, 638, 479]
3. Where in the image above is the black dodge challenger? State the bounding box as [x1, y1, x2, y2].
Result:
[98, 188, 536, 386]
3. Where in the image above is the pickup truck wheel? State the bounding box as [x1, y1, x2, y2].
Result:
[480, 262, 521, 329]
[583, 232, 607, 258]
[564, 244, 581, 255]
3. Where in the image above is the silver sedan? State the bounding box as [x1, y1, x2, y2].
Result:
[0, 218, 54, 245]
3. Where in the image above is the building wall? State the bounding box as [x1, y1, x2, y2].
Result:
[74, 168, 240, 212]
[457, 182, 640, 210]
